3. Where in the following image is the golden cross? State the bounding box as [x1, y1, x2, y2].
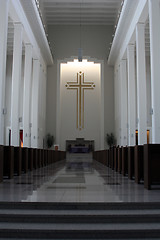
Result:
[65, 71, 95, 130]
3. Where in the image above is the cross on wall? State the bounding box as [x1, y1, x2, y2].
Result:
[65, 71, 96, 130]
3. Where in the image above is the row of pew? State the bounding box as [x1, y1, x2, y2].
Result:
[93, 144, 160, 190]
[0, 145, 66, 183]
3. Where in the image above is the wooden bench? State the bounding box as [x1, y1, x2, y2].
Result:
[54, 150, 59, 163]
[114, 147, 118, 172]
[134, 145, 144, 184]
[62, 151, 66, 160]
[102, 150, 107, 166]
[37, 149, 41, 168]
[128, 146, 135, 180]
[118, 147, 122, 174]
[33, 148, 38, 169]
[3, 146, 14, 179]
[92, 151, 97, 161]
[41, 149, 44, 167]
[144, 144, 160, 189]
[106, 150, 109, 167]
[44, 149, 48, 166]
[47, 150, 52, 164]
[22, 147, 28, 173]
[110, 147, 115, 170]
[0, 145, 4, 182]
[28, 148, 33, 171]
[14, 147, 22, 176]
[122, 146, 128, 176]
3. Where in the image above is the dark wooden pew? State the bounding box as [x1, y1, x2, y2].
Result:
[54, 150, 59, 163]
[110, 147, 115, 170]
[99, 151, 103, 165]
[33, 148, 38, 169]
[102, 150, 107, 166]
[3, 146, 14, 179]
[96, 151, 101, 164]
[122, 146, 128, 176]
[144, 144, 160, 189]
[28, 148, 33, 171]
[134, 145, 144, 184]
[0, 145, 4, 182]
[128, 146, 135, 180]
[14, 147, 22, 176]
[41, 149, 44, 167]
[92, 151, 96, 161]
[62, 151, 66, 161]
[47, 150, 52, 164]
[37, 149, 41, 168]
[92, 150, 107, 166]
[44, 149, 48, 166]
[51, 150, 54, 163]
[118, 147, 122, 174]
[22, 147, 28, 173]
[106, 150, 109, 167]
[114, 147, 118, 172]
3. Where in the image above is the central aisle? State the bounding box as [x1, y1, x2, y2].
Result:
[0, 152, 160, 202]
[21, 153, 120, 202]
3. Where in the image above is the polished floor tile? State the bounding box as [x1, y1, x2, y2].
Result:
[0, 153, 160, 202]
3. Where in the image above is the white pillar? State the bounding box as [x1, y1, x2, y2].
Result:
[127, 44, 136, 146]
[0, 0, 9, 144]
[23, 44, 33, 147]
[136, 23, 147, 145]
[31, 59, 40, 148]
[11, 23, 23, 146]
[117, 65, 122, 146]
[120, 59, 128, 146]
[149, 0, 160, 143]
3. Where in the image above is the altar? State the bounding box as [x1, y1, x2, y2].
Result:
[66, 138, 94, 153]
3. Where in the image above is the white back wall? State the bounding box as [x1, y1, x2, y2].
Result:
[46, 25, 114, 149]
[59, 61, 101, 150]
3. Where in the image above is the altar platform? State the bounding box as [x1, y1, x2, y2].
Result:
[66, 138, 94, 153]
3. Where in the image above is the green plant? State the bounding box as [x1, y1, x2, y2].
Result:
[106, 133, 116, 148]
[46, 134, 54, 148]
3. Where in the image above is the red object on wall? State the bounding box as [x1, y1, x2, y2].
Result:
[20, 130, 23, 147]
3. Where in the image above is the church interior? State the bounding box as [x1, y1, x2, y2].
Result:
[1, 0, 160, 239]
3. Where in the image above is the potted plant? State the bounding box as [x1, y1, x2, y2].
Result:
[46, 134, 54, 149]
[106, 133, 116, 148]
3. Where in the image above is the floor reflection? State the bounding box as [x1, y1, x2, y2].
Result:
[0, 153, 160, 202]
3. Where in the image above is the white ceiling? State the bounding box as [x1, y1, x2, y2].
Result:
[38, 0, 122, 26]
[7, 0, 150, 58]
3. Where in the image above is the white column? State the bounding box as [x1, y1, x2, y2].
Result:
[149, 0, 160, 143]
[127, 44, 136, 146]
[11, 23, 23, 146]
[31, 59, 40, 148]
[136, 23, 147, 145]
[120, 59, 128, 146]
[23, 44, 33, 147]
[117, 65, 121, 146]
[0, 0, 9, 144]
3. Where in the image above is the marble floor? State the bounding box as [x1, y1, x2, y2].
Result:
[1, 153, 160, 202]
